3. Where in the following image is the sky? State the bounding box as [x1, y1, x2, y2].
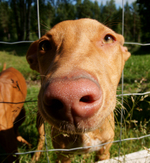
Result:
[98, 0, 136, 8]
[116, 0, 136, 7]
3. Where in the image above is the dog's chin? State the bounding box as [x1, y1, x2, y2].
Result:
[39, 103, 100, 134]
[52, 121, 96, 134]
[40, 111, 97, 134]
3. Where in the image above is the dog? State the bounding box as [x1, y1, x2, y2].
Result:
[0, 66, 30, 163]
[26, 18, 130, 162]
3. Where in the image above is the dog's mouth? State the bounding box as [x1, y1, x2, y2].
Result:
[41, 96, 103, 133]
[41, 103, 102, 134]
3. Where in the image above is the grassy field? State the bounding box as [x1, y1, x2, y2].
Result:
[0, 43, 150, 162]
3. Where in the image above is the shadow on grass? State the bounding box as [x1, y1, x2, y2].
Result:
[116, 95, 150, 129]
[132, 46, 150, 55]
[0, 43, 31, 56]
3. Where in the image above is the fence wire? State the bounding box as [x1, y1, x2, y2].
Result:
[0, 0, 150, 162]
[0, 41, 34, 44]
[118, 0, 124, 158]
[1, 133, 150, 156]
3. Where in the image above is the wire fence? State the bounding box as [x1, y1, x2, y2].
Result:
[0, 0, 150, 162]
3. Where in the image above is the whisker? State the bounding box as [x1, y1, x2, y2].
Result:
[41, 22, 50, 30]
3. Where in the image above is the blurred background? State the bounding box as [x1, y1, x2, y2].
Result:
[0, 0, 149, 46]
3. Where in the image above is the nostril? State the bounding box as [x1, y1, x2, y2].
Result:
[46, 99, 64, 110]
[80, 95, 94, 103]
[44, 99, 66, 120]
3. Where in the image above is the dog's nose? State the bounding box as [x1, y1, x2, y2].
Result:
[43, 77, 102, 122]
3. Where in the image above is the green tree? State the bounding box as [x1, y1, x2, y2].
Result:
[30, 1, 55, 38]
[112, 7, 122, 34]
[77, 0, 94, 19]
[0, 0, 143, 43]
[10, 0, 26, 40]
[92, 1, 101, 21]
[130, 2, 141, 42]
[124, 1, 133, 41]
[26, 0, 32, 40]
[53, 1, 76, 25]
[38, 0, 55, 36]
[124, 2, 141, 42]
[0, 2, 12, 41]
[136, 0, 150, 43]
[101, 0, 117, 24]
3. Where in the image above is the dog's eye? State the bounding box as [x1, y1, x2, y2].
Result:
[103, 35, 115, 44]
[39, 40, 51, 51]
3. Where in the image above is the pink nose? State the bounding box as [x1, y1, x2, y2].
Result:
[43, 77, 102, 122]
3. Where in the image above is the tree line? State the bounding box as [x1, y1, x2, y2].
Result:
[0, 0, 149, 45]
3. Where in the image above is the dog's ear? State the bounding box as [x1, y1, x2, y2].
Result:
[26, 41, 39, 72]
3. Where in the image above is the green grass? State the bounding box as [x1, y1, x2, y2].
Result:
[0, 43, 39, 80]
[0, 44, 150, 162]
[117, 54, 150, 94]
[124, 55, 150, 82]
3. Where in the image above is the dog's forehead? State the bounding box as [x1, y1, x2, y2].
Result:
[46, 19, 113, 40]
[53, 18, 104, 30]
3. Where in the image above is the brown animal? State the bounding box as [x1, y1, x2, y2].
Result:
[0, 66, 30, 163]
[26, 18, 130, 162]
